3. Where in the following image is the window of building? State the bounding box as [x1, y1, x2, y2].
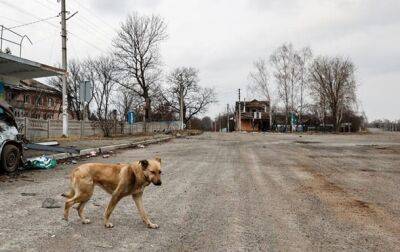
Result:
[6, 92, 14, 101]
[36, 97, 43, 106]
[24, 95, 30, 104]
[48, 97, 54, 107]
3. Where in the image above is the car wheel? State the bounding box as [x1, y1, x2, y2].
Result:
[1, 144, 20, 173]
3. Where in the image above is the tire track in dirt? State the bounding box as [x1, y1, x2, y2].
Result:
[287, 144, 400, 250]
[242, 144, 315, 251]
[296, 163, 400, 249]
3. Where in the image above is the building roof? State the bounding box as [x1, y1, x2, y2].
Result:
[4, 79, 60, 95]
[235, 99, 269, 111]
[0, 52, 65, 79]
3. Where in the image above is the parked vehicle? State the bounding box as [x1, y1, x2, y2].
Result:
[0, 100, 23, 172]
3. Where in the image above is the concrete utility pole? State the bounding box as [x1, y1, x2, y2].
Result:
[179, 87, 184, 130]
[219, 113, 222, 132]
[61, 0, 68, 137]
[238, 89, 241, 131]
[227, 104, 230, 133]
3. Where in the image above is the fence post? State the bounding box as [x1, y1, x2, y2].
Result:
[47, 119, 50, 139]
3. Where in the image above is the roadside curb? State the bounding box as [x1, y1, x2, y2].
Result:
[27, 136, 173, 162]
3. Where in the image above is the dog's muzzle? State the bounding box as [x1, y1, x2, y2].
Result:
[154, 181, 162, 186]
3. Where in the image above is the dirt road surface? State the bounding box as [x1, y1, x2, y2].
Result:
[1, 132, 400, 251]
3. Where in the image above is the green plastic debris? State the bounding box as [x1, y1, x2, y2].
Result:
[28, 156, 57, 170]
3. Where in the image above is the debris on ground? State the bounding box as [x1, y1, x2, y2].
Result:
[26, 156, 57, 170]
[42, 198, 61, 209]
[102, 154, 110, 158]
[21, 192, 37, 196]
[36, 141, 59, 146]
[71, 160, 78, 164]
[95, 243, 113, 249]
[89, 151, 97, 157]
[137, 144, 145, 148]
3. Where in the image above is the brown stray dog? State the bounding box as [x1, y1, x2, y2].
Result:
[62, 157, 162, 229]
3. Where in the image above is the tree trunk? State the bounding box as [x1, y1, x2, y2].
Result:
[144, 98, 151, 121]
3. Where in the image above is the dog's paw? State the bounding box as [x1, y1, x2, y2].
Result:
[105, 222, 114, 228]
[82, 219, 91, 224]
[62, 217, 68, 222]
[148, 223, 159, 229]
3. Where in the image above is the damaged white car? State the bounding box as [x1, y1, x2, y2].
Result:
[0, 100, 23, 173]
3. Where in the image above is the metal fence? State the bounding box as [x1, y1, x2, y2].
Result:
[15, 117, 180, 141]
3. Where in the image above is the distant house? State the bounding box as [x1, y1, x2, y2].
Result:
[4, 79, 62, 119]
[235, 99, 270, 132]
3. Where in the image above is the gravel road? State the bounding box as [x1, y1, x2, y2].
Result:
[1, 132, 400, 251]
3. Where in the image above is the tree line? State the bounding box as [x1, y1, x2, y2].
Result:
[50, 13, 217, 136]
[247, 43, 359, 132]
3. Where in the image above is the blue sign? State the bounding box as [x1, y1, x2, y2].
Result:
[127, 111, 136, 124]
[0, 82, 4, 101]
[291, 113, 298, 125]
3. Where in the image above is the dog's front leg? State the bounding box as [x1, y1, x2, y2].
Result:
[104, 193, 123, 228]
[132, 193, 158, 229]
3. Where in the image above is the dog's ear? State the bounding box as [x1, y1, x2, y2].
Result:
[139, 160, 149, 170]
[155, 157, 161, 164]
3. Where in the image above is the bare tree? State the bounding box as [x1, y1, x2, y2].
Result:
[201, 116, 213, 131]
[163, 67, 217, 124]
[113, 86, 141, 122]
[309, 56, 357, 132]
[113, 13, 167, 127]
[86, 56, 118, 137]
[294, 47, 312, 125]
[270, 43, 298, 131]
[49, 60, 84, 120]
[248, 58, 273, 130]
[270, 43, 312, 131]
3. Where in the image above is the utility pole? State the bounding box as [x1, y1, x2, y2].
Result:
[227, 104, 230, 133]
[219, 113, 221, 132]
[179, 86, 184, 130]
[60, 0, 68, 137]
[238, 89, 241, 131]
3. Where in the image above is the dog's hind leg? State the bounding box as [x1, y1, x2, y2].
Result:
[77, 201, 91, 224]
[74, 179, 94, 224]
[63, 197, 76, 221]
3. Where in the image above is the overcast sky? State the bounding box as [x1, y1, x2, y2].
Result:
[0, 0, 399, 120]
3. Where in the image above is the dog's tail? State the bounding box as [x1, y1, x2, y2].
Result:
[62, 173, 77, 198]
[61, 189, 75, 198]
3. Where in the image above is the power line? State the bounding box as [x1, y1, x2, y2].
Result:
[0, 0, 59, 30]
[9, 15, 59, 29]
[33, 0, 112, 44]
[70, 0, 117, 32]
[68, 18, 113, 46]
[0, 15, 24, 25]
[68, 31, 109, 54]
[33, 0, 58, 12]
[33, 0, 114, 49]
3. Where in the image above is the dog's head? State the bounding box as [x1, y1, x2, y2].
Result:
[139, 157, 162, 186]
